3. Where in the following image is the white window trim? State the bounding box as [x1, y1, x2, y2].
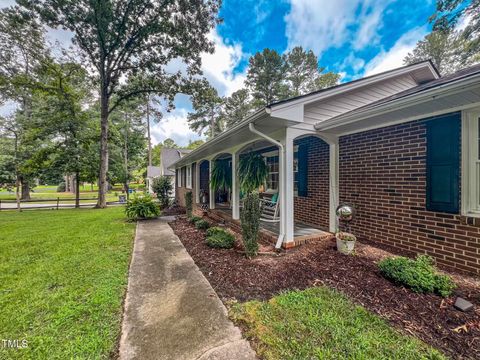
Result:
[177, 168, 182, 187]
[186, 164, 192, 189]
[461, 109, 480, 216]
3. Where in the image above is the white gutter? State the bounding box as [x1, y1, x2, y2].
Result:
[248, 123, 285, 249]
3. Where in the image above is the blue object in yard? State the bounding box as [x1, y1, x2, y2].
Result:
[128, 189, 133, 194]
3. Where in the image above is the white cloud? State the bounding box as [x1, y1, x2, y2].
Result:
[201, 30, 246, 96]
[284, 0, 391, 56]
[364, 26, 428, 76]
[150, 30, 247, 146]
[150, 107, 204, 147]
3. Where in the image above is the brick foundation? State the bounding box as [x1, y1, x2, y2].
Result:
[339, 119, 480, 274]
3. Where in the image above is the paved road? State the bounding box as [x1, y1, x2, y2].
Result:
[119, 218, 256, 360]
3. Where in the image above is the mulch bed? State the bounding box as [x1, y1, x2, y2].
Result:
[161, 205, 186, 216]
[169, 216, 480, 359]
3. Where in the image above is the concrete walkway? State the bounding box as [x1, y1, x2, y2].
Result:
[119, 218, 256, 360]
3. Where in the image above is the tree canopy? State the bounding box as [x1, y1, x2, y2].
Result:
[17, 0, 221, 207]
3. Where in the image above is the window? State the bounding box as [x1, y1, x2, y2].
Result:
[293, 148, 299, 195]
[186, 165, 192, 189]
[262, 146, 300, 193]
[265, 155, 279, 191]
[176, 168, 182, 187]
[462, 109, 480, 214]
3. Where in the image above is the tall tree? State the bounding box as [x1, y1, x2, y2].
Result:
[220, 88, 252, 127]
[109, 99, 146, 198]
[431, 0, 480, 59]
[187, 82, 224, 137]
[18, 0, 221, 208]
[246, 49, 285, 107]
[0, 6, 49, 200]
[404, 30, 474, 74]
[31, 60, 96, 207]
[283, 46, 339, 97]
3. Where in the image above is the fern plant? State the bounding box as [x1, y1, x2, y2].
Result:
[211, 159, 232, 192]
[238, 152, 268, 194]
[125, 194, 160, 220]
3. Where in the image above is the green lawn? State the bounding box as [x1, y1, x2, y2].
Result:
[230, 287, 446, 360]
[0, 207, 135, 359]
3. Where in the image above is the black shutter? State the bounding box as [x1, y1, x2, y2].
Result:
[298, 143, 308, 197]
[426, 113, 460, 213]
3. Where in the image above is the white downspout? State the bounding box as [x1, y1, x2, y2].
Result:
[248, 123, 285, 249]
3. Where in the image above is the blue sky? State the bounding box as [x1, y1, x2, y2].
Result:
[0, 0, 439, 145]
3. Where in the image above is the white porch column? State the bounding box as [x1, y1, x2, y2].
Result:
[284, 130, 295, 243]
[231, 152, 240, 220]
[209, 159, 215, 210]
[329, 139, 339, 233]
[195, 162, 201, 204]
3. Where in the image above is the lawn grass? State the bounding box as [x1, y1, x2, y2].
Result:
[230, 287, 446, 360]
[0, 207, 135, 359]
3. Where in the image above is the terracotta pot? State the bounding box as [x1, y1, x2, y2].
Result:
[335, 232, 357, 255]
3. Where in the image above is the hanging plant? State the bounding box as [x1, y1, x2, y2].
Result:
[210, 159, 232, 191]
[238, 151, 268, 194]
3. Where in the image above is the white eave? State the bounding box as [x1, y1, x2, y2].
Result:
[170, 106, 303, 169]
[268, 61, 439, 113]
[314, 71, 480, 134]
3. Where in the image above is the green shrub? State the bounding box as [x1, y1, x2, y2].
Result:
[185, 191, 193, 218]
[195, 219, 210, 230]
[125, 194, 160, 220]
[378, 255, 455, 297]
[240, 192, 262, 258]
[57, 182, 66, 192]
[152, 176, 173, 209]
[189, 216, 202, 224]
[206, 227, 235, 249]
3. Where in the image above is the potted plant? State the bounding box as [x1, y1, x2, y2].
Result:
[335, 231, 357, 255]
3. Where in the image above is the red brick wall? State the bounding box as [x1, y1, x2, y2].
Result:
[339, 119, 480, 274]
[294, 136, 330, 230]
[175, 163, 196, 207]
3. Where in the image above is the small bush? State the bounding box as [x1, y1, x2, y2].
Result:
[152, 176, 173, 209]
[206, 227, 235, 249]
[57, 182, 66, 192]
[240, 192, 262, 258]
[189, 216, 202, 224]
[378, 255, 455, 297]
[125, 194, 160, 220]
[195, 219, 210, 230]
[185, 191, 193, 218]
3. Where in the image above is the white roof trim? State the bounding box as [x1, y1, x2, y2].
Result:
[314, 72, 480, 131]
[269, 62, 439, 112]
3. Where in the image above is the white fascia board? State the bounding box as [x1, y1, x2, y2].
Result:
[315, 74, 480, 131]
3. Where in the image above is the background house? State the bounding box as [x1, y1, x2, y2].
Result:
[147, 148, 191, 195]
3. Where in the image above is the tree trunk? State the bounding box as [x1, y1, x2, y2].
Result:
[20, 177, 30, 201]
[96, 83, 109, 208]
[146, 95, 152, 167]
[75, 170, 80, 208]
[124, 112, 129, 200]
[14, 135, 20, 211]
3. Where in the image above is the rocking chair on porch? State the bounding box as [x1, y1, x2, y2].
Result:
[259, 192, 280, 223]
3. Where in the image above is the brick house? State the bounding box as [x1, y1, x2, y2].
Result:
[172, 61, 480, 274]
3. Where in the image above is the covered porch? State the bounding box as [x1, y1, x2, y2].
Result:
[190, 128, 338, 248]
[207, 207, 333, 248]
